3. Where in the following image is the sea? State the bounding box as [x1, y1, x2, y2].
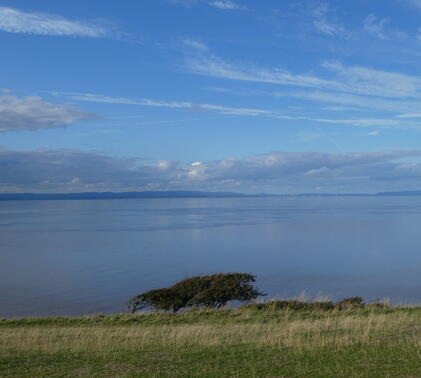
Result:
[1, 196, 421, 317]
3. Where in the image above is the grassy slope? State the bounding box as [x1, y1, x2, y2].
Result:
[1, 305, 421, 377]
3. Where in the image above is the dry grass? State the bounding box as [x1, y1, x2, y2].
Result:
[2, 305, 421, 377]
[1, 310, 420, 353]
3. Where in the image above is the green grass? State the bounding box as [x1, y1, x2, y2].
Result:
[1, 302, 421, 377]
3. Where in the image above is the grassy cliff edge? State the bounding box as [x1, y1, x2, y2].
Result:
[1, 302, 421, 377]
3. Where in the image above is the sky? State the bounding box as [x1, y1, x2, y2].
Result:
[2, 0, 421, 194]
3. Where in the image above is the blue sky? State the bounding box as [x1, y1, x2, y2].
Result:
[2, 0, 421, 193]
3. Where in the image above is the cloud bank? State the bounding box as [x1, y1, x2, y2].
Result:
[2, 149, 421, 193]
[0, 95, 96, 132]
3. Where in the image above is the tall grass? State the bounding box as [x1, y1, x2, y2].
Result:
[1, 302, 421, 377]
[1, 311, 419, 353]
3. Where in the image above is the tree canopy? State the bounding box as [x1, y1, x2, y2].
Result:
[127, 273, 264, 313]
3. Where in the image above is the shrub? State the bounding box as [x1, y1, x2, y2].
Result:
[335, 296, 364, 310]
[240, 300, 334, 312]
[127, 273, 264, 313]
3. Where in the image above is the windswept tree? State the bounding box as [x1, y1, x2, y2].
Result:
[127, 273, 264, 313]
[189, 273, 263, 308]
[127, 288, 176, 313]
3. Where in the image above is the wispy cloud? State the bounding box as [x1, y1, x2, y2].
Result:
[182, 38, 209, 51]
[313, 19, 345, 36]
[275, 115, 407, 128]
[0, 95, 96, 132]
[364, 14, 389, 39]
[276, 90, 421, 114]
[309, 2, 350, 37]
[186, 54, 346, 91]
[167, 0, 245, 10]
[57, 92, 274, 116]
[0, 7, 108, 37]
[208, 1, 244, 10]
[309, 2, 331, 18]
[2, 149, 421, 193]
[55, 91, 421, 130]
[185, 47, 421, 99]
[396, 113, 421, 118]
[322, 60, 420, 98]
[402, 0, 421, 9]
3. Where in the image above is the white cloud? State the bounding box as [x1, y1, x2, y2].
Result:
[167, 0, 244, 9]
[0, 95, 96, 132]
[187, 54, 347, 91]
[3, 149, 421, 193]
[309, 2, 330, 18]
[0, 7, 107, 37]
[208, 1, 242, 10]
[310, 2, 350, 37]
[277, 90, 421, 114]
[396, 113, 421, 118]
[322, 60, 420, 98]
[364, 14, 389, 39]
[165, 0, 243, 10]
[61, 92, 193, 108]
[57, 91, 421, 129]
[275, 114, 405, 128]
[182, 38, 209, 51]
[57, 92, 274, 117]
[402, 0, 421, 9]
[415, 26, 421, 43]
[313, 19, 345, 36]
[309, 2, 350, 37]
[179, 150, 421, 192]
[185, 48, 421, 99]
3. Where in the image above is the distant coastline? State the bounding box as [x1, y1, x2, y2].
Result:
[1, 190, 421, 201]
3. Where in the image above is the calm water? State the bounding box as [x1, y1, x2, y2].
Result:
[1, 197, 421, 317]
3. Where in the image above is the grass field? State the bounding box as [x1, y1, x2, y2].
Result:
[1, 301, 421, 377]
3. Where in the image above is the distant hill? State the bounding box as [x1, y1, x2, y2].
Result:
[281, 191, 421, 197]
[1, 190, 421, 201]
[0, 191, 262, 201]
[375, 191, 421, 196]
